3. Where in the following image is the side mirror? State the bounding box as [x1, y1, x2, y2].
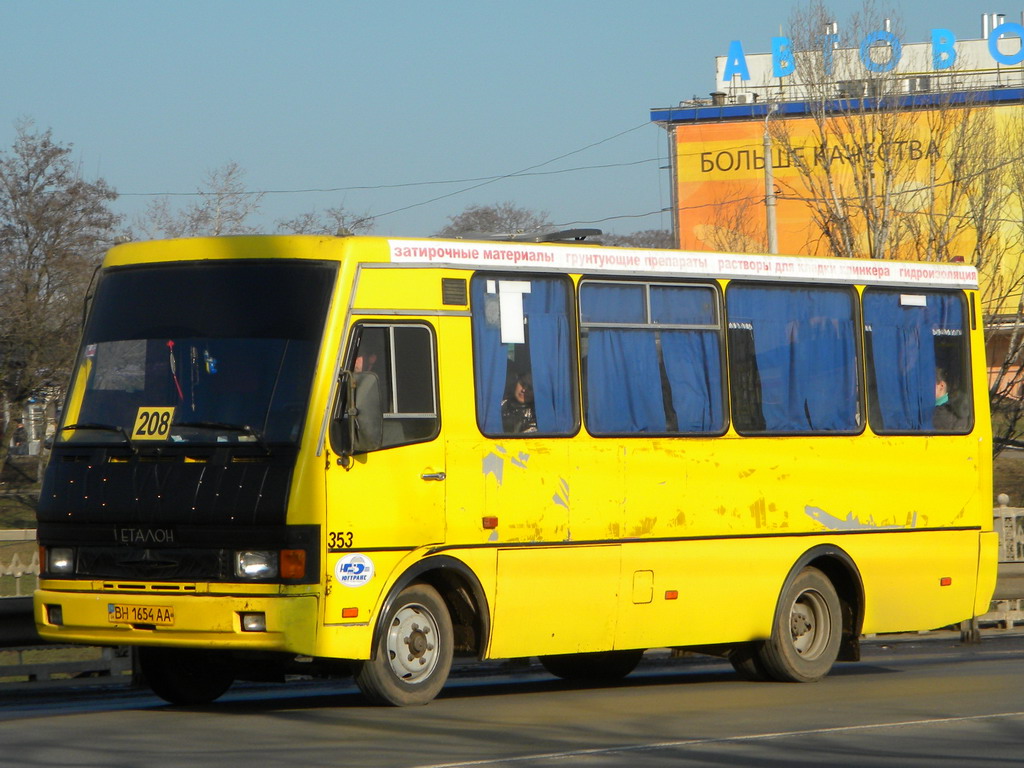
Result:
[339, 370, 383, 455]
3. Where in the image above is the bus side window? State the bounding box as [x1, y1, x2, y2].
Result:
[580, 281, 724, 435]
[336, 322, 439, 451]
[863, 289, 972, 434]
[726, 284, 860, 434]
[470, 274, 577, 437]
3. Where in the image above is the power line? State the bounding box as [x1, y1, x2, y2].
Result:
[117, 120, 1024, 233]
[554, 194, 768, 231]
[117, 122, 659, 207]
[555, 209, 673, 228]
[371, 121, 656, 220]
[119, 157, 661, 198]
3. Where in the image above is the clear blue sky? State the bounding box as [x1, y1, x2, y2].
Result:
[0, 1, 1001, 237]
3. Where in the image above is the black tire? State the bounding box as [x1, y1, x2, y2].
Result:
[759, 566, 842, 682]
[354, 583, 453, 706]
[137, 647, 235, 705]
[539, 649, 645, 681]
[728, 642, 772, 681]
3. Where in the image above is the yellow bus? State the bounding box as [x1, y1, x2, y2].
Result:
[34, 233, 997, 706]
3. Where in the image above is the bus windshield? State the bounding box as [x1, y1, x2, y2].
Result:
[60, 260, 337, 447]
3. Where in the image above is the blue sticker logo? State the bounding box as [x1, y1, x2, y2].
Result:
[335, 553, 375, 588]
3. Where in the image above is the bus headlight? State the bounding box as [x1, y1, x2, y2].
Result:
[47, 547, 75, 575]
[235, 550, 279, 579]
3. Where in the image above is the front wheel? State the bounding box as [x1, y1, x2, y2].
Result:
[759, 566, 842, 682]
[354, 583, 453, 706]
[137, 647, 235, 705]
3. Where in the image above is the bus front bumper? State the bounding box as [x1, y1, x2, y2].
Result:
[34, 587, 319, 656]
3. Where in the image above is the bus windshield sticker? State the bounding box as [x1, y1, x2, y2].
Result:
[133, 406, 175, 441]
[497, 280, 531, 344]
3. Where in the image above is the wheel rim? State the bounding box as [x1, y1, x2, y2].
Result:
[385, 602, 440, 684]
[789, 588, 832, 659]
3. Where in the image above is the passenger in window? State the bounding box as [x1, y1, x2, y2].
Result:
[354, 351, 377, 373]
[501, 374, 537, 433]
[354, 336, 386, 374]
[934, 368, 968, 431]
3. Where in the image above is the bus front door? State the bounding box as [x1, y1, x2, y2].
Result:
[322, 321, 446, 630]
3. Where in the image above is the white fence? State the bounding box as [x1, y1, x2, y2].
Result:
[0, 530, 38, 598]
[985, 497, 1024, 628]
[994, 497, 1024, 562]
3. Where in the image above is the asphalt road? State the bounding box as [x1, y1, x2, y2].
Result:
[0, 633, 1021, 768]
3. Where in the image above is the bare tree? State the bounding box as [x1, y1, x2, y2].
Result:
[769, 1, 916, 260]
[691, 182, 768, 253]
[0, 120, 120, 457]
[764, 1, 1024, 452]
[437, 202, 551, 237]
[980, 112, 1024, 449]
[137, 161, 263, 239]
[277, 204, 374, 236]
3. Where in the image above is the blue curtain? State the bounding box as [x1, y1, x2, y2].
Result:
[471, 282, 509, 435]
[583, 282, 723, 434]
[586, 329, 666, 433]
[661, 331, 724, 432]
[471, 276, 574, 435]
[524, 280, 575, 433]
[727, 286, 858, 432]
[865, 291, 962, 431]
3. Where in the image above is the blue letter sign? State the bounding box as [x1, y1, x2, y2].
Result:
[931, 28, 957, 69]
[723, 39, 750, 81]
[989, 22, 1024, 66]
[859, 30, 902, 73]
[771, 36, 795, 78]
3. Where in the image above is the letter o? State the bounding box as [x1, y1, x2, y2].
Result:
[989, 22, 1024, 66]
[860, 30, 902, 73]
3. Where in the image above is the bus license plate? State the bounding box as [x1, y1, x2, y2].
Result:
[108, 604, 174, 626]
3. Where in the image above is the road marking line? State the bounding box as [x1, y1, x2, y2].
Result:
[415, 711, 1024, 767]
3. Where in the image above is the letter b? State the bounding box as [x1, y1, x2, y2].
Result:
[932, 28, 957, 70]
[772, 36, 794, 78]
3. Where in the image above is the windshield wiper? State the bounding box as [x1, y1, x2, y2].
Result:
[61, 423, 136, 453]
[172, 421, 271, 454]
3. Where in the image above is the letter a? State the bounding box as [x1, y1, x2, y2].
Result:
[723, 40, 751, 81]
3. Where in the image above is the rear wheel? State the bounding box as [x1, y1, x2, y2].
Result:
[354, 583, 453, 706]
[728, 643, 772, 681]
[540, 649, 645, 681]
[138, 647, 235, 705]
[759, 566, 842, 682]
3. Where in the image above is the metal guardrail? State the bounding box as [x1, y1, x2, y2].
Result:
[0, 595, 132, 686]
[0, 596, 38, 647]
[0, 643, 133, 689]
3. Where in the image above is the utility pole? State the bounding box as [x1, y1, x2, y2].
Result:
[763, 104, 779, 254]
